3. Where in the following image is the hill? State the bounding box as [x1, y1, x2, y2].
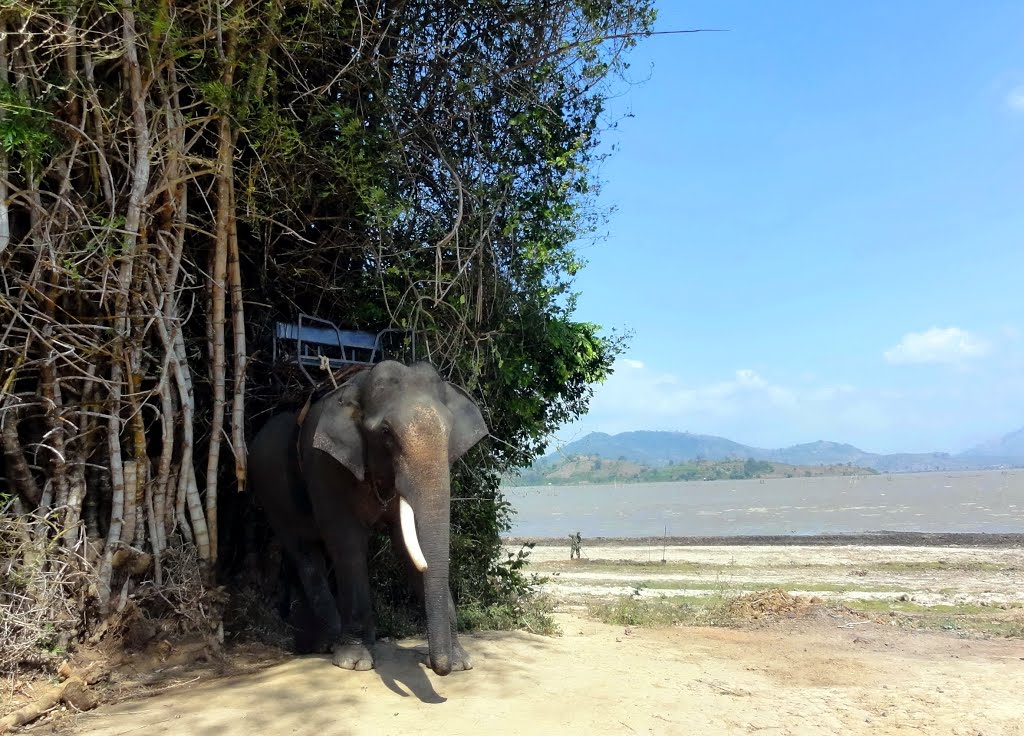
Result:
[505, 454, 878, 487]
[962, 426, 1024, 462]
[548, 431, 757, 466]
[527, 427, 1024, 477]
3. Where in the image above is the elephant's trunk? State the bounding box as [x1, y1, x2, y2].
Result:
[420, 501, 452, 676]
[397, 453, 453, 677]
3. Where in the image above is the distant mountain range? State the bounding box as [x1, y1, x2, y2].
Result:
[531, 427, 1024, 475]
[505, 454, 878, 487]
[962, 426, 1024, 461]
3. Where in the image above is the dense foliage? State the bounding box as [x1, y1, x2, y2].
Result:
[0, 0, 654, 663]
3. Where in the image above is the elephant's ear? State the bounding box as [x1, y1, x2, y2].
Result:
[443, 382, 488, 463]
[310, 374, 367, 481]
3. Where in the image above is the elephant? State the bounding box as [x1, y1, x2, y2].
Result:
[248, 360, 488, 676]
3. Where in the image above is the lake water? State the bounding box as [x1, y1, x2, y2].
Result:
[503, 470, 1024, 538]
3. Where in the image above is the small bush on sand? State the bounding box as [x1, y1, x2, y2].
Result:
[589, 594, 737, 628]
[458, 544, 559, 636]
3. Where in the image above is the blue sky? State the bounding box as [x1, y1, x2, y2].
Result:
[563, 1, 1024, 454]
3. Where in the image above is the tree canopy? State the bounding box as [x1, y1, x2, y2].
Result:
[0, 0, 655, 670]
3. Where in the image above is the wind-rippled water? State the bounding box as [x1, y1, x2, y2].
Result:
[504, 470, 1024, 538]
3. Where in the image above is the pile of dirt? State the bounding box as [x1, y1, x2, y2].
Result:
[727, 589, 823, 620]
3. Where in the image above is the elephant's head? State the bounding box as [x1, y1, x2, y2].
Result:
[309, 360, 487, 675]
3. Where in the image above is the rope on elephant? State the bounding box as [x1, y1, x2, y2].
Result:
[295, 364, 371, 462]
[309, 364, 369, 403]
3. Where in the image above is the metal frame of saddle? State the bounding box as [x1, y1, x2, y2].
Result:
[272, 313, 412, 385]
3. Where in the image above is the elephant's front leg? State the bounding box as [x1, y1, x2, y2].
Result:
[322, 525, 376, 671]
[390, 527, 473, 672]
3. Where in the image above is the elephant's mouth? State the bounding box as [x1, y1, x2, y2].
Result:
[399, 497, 428, 572]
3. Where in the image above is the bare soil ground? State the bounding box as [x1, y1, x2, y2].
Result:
[19, 537, 1024, 736]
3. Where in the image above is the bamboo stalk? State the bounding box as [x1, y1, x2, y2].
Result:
[81, 49, 114, 210]
[144, 474, 163, 586]
[73, 341, 102, 554]
[0, 20, 10, 256]
[157, 51, 191, 550]
[97, 360, 127, 611]
[64, 463, 88, 549]
[121, 459, 138, 547]
[121, 2, 151, 191]
[165, 463, 179, 537]
[205, 27, 238, 561]
[84, 466, 100, 542]
[124, 337, 148, 548]
[39, 349, 69, 510]
[108, 0, 152, 564]
[152, 357, 172, 554]
[119, 380, 139, 550]
[148, 276, 176, 556]
[1, 404, 42, 508]
[135, 458, 149, 548]
[227, 173, 247, 494]
[173, 324, 208, 557]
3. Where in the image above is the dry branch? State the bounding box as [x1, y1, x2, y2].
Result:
[0, 662, 107, 733]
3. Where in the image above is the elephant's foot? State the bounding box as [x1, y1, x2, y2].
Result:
[332, 641, 375, 671]
[449, 639, 473, 672]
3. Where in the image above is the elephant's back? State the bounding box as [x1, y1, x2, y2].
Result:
[249, 410, 298, 469]
[248, 411, 306, 517]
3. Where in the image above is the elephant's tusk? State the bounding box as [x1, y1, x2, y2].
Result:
[399, 497, 429, 573]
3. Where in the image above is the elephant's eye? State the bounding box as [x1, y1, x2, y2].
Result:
[379, 424, 400, 450]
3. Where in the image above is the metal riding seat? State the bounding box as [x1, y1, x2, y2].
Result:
[272, 313, 409, 385]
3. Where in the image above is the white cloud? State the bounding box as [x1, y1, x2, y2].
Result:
[593, 363, 794, 423]
[575, 360, 858, 444]
[807, 384, 855, 401]
[1007, 85, 1024, 112]
[560, 349, 1024, 454]
[883, 327, 990, 365]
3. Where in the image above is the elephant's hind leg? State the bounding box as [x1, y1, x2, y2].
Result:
[280, 537, 340, 652]
[293, 596, 329, 654]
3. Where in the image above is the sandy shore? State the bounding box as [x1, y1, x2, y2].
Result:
[515, 537, 1024, 609]
[505, 531, 1024, 547]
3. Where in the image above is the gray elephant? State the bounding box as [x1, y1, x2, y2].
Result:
[248, 360, 488, 676]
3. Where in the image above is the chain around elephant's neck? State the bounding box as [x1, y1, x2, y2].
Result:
[372, 478, 395, 509]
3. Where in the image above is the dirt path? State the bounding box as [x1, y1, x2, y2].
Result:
[62, 610, 1024, 736]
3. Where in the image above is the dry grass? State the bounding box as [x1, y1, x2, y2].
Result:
[587, 594, 737, 628]
[0, 502, 92, 674]
[725, 589, 821, 619]
[587, 588, 827, 630]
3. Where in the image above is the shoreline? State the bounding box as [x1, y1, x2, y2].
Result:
[502, 531, 1024, 547]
